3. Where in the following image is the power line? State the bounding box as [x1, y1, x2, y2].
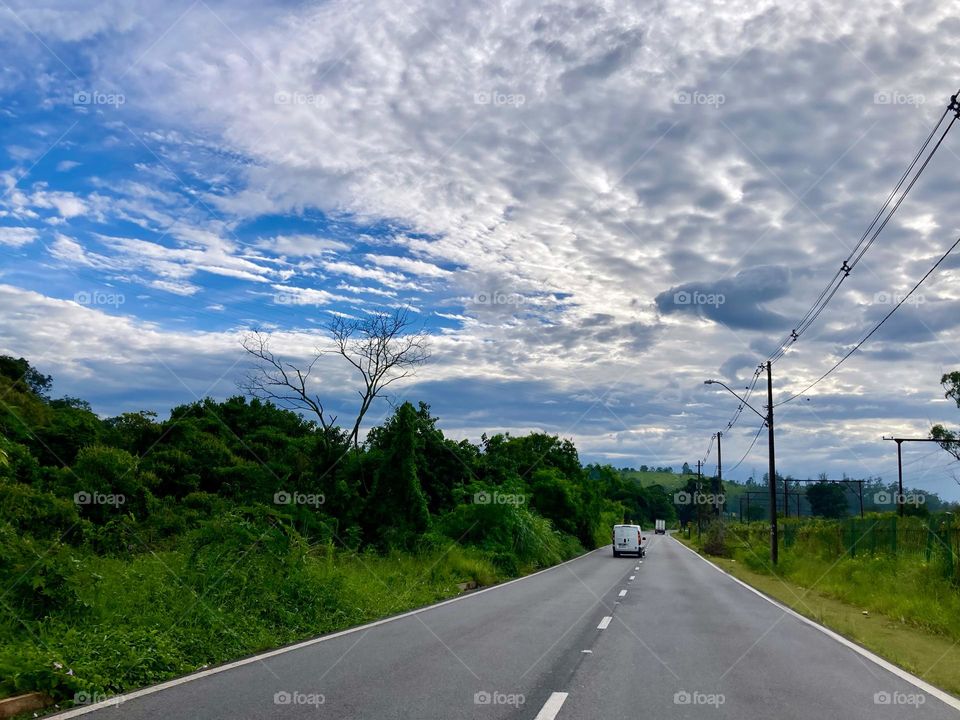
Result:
[723, 366, 763, 432]
[776, 233, 960, 406]
[701, 434, 715, 466]
[727, 422, 766, 473]
[769, 107, 955, 362]
[766, 91, 960, 364]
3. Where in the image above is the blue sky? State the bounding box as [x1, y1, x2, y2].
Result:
[1, 0, 960, 499]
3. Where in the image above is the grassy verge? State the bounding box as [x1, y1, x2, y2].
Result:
[677, 533, 960, 696]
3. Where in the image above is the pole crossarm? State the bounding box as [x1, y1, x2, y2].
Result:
[883, 436, 943, 517]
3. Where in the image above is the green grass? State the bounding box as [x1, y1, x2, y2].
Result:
[618, 470, 687, 491]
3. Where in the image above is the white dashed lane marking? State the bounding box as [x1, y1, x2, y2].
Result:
[533, 692, 568, 720]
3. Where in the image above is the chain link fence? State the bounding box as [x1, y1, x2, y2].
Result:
[728, 516, 960, 583]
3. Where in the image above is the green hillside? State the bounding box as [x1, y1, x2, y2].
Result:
[618, 469, 691, 492]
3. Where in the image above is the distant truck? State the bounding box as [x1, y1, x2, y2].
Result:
[612, 524, 645, 558]
[654, 519, 666, 535]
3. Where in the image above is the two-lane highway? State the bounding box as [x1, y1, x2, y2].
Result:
[55, 535, 960, 719]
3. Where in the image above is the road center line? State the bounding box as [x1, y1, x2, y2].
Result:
[597, 615, 612, 629]
[628, 575, 635, 580]
[618, 589, 627, 597]
[533, 691, 569, 720]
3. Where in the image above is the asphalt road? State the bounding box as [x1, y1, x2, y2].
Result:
[55, 534, 960, 719]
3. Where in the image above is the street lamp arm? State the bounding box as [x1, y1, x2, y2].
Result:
[703, 380, 767, 422]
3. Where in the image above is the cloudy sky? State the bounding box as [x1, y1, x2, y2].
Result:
[2, 0, 960, 497]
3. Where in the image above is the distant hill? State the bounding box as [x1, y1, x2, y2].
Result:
[618, 469, 690, 492]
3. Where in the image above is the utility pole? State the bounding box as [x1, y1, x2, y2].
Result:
[715, 431, 722, 518]
[703, 370, 777, 563]
[695, 460, 702, 538]
[897, 440, 903, 517]
[766, 361, 778, 565]
[882, 437, 942, 517]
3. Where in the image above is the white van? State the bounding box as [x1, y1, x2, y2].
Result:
[612, 524, 645, 557]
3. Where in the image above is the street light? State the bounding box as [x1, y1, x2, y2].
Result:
[704, 362, 779, 565]
[703, 380, 765, 421]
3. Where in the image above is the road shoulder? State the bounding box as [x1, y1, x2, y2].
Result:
[675, 536, 960, 702]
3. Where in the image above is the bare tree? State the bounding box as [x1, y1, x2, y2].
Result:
[241, 308, 430, 446]
[329, 309, 430, 445]
[240, 332, 338, 432]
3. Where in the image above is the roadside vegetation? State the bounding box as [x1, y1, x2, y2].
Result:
[0, 355, 676, 706]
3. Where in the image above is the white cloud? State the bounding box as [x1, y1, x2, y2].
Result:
[257, 234, 349, 256]
[365, 253, 452, 278]
[0, 226, 38, 247]
[30, 189, 88, 219]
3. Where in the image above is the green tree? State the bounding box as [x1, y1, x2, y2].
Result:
[364, 403, 430, 547]
[0, 356, 52, 398]
[806, 481, 848, 518]
[64, 445, 145, 521]
[932, 371, 960, 460]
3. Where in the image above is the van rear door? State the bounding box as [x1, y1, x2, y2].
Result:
[614, 525, 639, 553]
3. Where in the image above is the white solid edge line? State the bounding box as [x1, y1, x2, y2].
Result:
[533, 691, 569, 720]
[597, 616, 612, 630]
[671, 537, 960, 712]
[618, 589, 627, 597]
[50, 548, 606, 718]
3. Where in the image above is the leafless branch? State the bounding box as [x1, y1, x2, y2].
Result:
[239, 331, 337, 431]
[239, 308, 430, 446]
[328, 308, 430, 445]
